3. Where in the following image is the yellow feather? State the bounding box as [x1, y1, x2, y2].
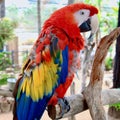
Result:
[50, 59, 58, 87]
[30, 83, 36, 101]
[44, 63, 52, 95]
[21, 77, 27, 92]
[44, 59, 59, 95]
[34, 85, 39, 101]
[26, 77, 30, 96]
[32, 66, 40, 87]
[38, 63, 45, 98]
[32, 66, 40, 100]
[25, 58, 60, 100]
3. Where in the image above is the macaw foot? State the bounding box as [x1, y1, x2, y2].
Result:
[47, 97, 70, 119]
[57, 97, 70, 119]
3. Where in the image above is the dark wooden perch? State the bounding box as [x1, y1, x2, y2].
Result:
[48, 27, 120, 120]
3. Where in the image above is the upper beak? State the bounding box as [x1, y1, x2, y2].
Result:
[79, 18, 91, 32]
[79, 14, 99, 40]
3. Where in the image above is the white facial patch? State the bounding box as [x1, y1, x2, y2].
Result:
[73, 9, 90, 27]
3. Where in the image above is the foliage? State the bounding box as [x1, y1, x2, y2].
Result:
[6, 3, 59, 31]
[22, 51, 29, 63]
[105, 57, 113, 71]
[0, 52, 12, 70]
[21, 5, 38, 29]
[6, 4, 19, 27]
[110, 102, 120, 110]
[0, 73, 8, 85]
[41, 4, 58, 26]
[0, 18, 16, 50]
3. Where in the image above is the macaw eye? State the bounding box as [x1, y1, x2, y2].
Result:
[80, 11, 84, 15]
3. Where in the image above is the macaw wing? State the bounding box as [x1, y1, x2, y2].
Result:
[15, 28, 69, 120]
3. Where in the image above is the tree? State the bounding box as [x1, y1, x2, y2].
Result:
[0, 0, 5, 18]
[0, 18, 15, 51]
[37, 0, 41, 34]
[108, 1, 120, 119]
[68, 0, 75, 5]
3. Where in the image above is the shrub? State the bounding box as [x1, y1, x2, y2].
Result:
[0, 52, 12, 70]
[105, 57, 113, 71]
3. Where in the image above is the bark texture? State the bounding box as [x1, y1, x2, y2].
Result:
[83, 27, 120, 120]
[48, 89, 120, 119]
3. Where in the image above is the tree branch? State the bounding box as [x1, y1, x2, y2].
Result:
[83, 27, 120, 120]
[48, 89, 120, 119]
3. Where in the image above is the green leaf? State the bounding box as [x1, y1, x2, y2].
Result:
[110, 102, 120, 111]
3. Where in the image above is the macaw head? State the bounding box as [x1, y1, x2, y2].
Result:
[43, 3, 99, 50]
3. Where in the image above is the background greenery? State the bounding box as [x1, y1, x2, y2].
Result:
[0, 18, 16, 50]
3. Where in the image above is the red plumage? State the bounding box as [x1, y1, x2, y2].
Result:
[43, 3, 98, 51]
[45, 3, 98, 105]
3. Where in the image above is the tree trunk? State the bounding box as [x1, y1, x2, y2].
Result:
[68, 0, 75, 5]
[68, 82, 76, 120]
[83, 27, 120, 120]
[84, 27, 120, 120]
[37, 0, 41, 34]
[108, 1, 120, 119]
[113, 0, 120, 88]
[0, 0, 5, 18]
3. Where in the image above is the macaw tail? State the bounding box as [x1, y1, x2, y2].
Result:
[13, 76, 51, 120]
[16, 91, 50, 120]
[13, 61, 59, 120]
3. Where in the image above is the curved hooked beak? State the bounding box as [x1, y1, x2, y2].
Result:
[79, 14, 99, 40]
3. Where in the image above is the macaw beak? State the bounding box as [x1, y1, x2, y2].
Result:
[79, 14, 99, 40]
[79, 18, 91, 32]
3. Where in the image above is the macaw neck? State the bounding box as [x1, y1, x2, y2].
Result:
[43, 14, 81, 40]
[42, 24, 84, 51]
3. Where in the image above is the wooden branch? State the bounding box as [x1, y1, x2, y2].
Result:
[81, 42, 95, 91]
[83, 27, 120, 120]
[48, 89, 120, 119]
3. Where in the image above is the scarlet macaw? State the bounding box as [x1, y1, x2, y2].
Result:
[13, 3, 99, 120]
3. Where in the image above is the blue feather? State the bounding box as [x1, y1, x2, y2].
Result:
[59, 46, 68, 84]
[17, 93, 53, 120]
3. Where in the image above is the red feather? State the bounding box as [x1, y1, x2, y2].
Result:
[55, 75, 74, 98]
[43, 3, 98, 40]
[35, 52, 41, 64]
[42, 49, 51, 62]
[36, 43, 44, 54]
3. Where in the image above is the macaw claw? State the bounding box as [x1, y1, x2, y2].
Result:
[57, 97, 70, 119]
